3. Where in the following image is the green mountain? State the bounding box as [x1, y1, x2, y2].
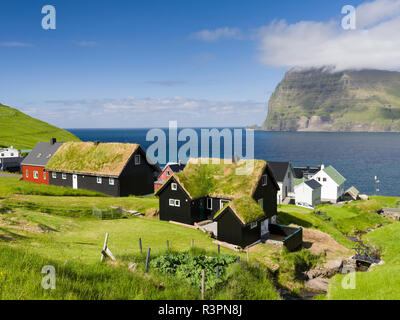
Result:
[0, 103, 80, 149]
[262, 68, 400, 132]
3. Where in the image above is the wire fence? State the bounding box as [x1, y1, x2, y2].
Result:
[92, 206, 124, 220]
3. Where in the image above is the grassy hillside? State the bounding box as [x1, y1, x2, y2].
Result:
[0, 104, 80, 149]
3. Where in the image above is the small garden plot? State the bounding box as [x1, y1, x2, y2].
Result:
[150, 250, 237, 289]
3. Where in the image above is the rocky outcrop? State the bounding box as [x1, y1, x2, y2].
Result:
[263, 68, 400, 132]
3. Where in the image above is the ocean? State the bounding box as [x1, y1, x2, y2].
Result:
[68, 128, 400, 197]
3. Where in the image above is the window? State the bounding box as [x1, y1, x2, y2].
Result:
[166, 170, 171, 176]
[258, 199, 264, 210]
[135, 154, 141, 165]
[52, 172, 57, 179]
[43, 172, 46, 180]
[207, 198, 213, 210]
[0, 153, 3, 157]
[261, 174, 267, 186]
[97, 177, 102, 184]
[323, 178, 327, 182]
[33, 171, 39, 179]
[62, 173, 67, 180]
[171, 183, 177, 191]
[25, 170, 28, 178]
[109, 178, 115, 185]
[250, 221, 258, 229]
[169, 199, 175, 206]
[10, 153, 14, 157]
[174, 200, 180, 207]
[36, 153, 42, 158]
[318, 177, 321, 181]
[220, 200, 230, 210]
[46, 154, 52, 159]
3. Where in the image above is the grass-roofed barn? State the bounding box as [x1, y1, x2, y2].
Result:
[46, 142, 160, 197]
[155, 158, 287, 247]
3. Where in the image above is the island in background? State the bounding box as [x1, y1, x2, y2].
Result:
[261, 67, 400, 132]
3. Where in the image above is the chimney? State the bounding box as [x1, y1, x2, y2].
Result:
[321, 164, 325, 170]
[178, 160, 181, 166]
[50, 138, 56, 145]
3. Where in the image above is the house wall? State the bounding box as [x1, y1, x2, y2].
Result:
[276, 166, 295, 203]
[22, 165, 49, 184]
[158, 178, 193, 224]
[253, 166, 278, 218]
[313, 171, 343, 202]
[0, 148, 21, 158]
[49, 171, 120, 196]
[295, 183, 313, 205]
[119, 149, 155, 196]
[216, 207, 264, 247]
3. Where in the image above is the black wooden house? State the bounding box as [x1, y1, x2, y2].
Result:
[45, 141, 160, 197]
[155, 158, 294, 247]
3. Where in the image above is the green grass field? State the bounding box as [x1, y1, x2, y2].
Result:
[0, 104, 80, 149]
[0, 176, 399, 300]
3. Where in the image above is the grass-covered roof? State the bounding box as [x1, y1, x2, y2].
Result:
[46, 142, 140, 177]
[214, 196, 266, 225]
[173, 158, 268, 199]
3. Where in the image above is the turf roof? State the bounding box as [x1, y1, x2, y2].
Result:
[214, 196, 266, 225]
[173, 158, 268, 199]
[46, 142, 140, 177]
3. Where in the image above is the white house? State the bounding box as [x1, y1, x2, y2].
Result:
[295, 179, 322, 208]
[0, 146, 21, 158]
[268, 161, 295, 204]
[312, 165, 346, 203]
[0, 146, 23, 171]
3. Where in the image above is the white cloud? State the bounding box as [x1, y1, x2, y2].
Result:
[28, 97, 266, 128]
[0, 42, 32, 47]
[190, 27, 243, 42]
[74, 40, 97, 47]
[257, 0, 400, 71]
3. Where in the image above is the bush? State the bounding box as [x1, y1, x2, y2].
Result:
[149, 250, 237, 289]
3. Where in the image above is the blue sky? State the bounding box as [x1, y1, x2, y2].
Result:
[1, 0, 391, 128]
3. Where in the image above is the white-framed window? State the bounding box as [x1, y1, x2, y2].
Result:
[258, 199, 264, 210]
[0, 153, 4, 157]
[169, 199, 175, 206]
[220, 199, 230, 210]
[261, 174, 267, 186]
[33, 171, 39, 179]
[97, 177, 102, 184]
[52, 172, 57, 179]
[250, 221, 258, 229]
[171, 183, 177, 191]
[135, 154, 141, 165]
[10, 153, 14, 157]
[166, 170, 171, 176]
[207, 198, 213, 210]
[25, 170, 28, 178]
[174, 200, 180, 207]
[62, 173, 67, 180]
[109, 178, 115, 185]
[323, 178, 327, 182]
[43, 172, 46, 180]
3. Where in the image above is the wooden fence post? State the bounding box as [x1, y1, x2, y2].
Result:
[166, 240, 169, 250]
[191, 239, 194, 248]
[100, 233, 116, 262]
[145, 248, 151, 272]
[139, 237, 142, 254]
[101, 233, 109, 262]
[237, 256, 240, 263]
[218, 244, 220, 255]
[201, 269, 205, 300]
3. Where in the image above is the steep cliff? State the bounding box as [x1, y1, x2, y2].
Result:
[263, 68, 400, 132]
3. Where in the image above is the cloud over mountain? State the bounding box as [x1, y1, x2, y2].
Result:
[257, 0, 400, 71]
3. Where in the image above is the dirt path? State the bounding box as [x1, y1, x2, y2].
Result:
[302, 228, 351, 259]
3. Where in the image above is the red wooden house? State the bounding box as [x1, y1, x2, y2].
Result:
[154, 162, 185, 192]
[21, 138, 63, 185]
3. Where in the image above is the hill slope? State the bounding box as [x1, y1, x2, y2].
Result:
[263, 68, 400, 132]
[0, 104, 80, 149]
